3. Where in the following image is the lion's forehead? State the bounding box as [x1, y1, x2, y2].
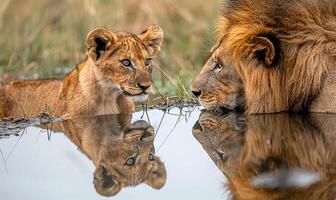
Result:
[116, 33, 149, 59]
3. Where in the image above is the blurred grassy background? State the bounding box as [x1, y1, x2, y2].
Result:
[0, 0, 221, 96]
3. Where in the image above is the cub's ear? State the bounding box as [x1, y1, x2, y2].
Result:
[86, 28, 117, 61]
[251, 35, 279, 67]
[93, 166, 123, 197]
[138, 25, 163, 56]
[145, 157, 167, 189]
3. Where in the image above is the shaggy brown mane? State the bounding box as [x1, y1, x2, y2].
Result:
[215, 0, 336, 113]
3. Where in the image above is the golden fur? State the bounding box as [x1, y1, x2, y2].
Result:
[192, 111, 246, 174]
[0, 25, 163, 119]
[193, 111, 336, 200]
[49, 114, 166, 197]
[191, 0, 336, 114]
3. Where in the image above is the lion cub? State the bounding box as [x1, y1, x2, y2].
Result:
[0, 25, 163, 119]
[52, 114, 166, 197]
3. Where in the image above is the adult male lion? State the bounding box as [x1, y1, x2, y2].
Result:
[191, 0, 336, 114]
[0, 25, 163, 118]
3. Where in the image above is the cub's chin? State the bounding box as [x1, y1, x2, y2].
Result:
[128, 94, 149, 103]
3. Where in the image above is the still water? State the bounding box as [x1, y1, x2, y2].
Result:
[1, 108, 336, 200]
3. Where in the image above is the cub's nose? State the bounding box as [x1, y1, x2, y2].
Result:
[137, 83, 151, 91]
[192, 90, 202, 98]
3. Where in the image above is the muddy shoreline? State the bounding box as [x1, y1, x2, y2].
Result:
[0, 113, 62, 138]
[0, 100, 200, 137]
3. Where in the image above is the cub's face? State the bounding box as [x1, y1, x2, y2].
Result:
[191, 46, 244, 111]
[94, 120, 166, 197]
[86, 25, 163, 102]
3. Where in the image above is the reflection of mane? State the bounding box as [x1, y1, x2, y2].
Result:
[51, 114, 166, 197]
[193, 112, 336, 200]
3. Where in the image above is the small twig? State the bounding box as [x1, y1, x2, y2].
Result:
[145, 101, 151, 125]
[155, 111, 167, 138]
[6, 128, 25, 162]
[140, 104, 145, 119]
[157, 114, 182, 152]
[0, 149, 8, 174]
[46, 123, 53, 141]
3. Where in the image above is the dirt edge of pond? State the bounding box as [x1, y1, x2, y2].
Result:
[0, 113, 62, 138]
[0, 100, 200, 138]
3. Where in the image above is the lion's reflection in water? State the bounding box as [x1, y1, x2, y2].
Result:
[49, 114, 166, 197]
[193, 111, 336, 200]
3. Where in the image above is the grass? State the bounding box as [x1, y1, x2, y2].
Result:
[0, 0, 221, 96]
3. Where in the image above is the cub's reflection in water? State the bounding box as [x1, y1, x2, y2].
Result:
[50, 114, 166, 197]
[193, 111, 336, 200]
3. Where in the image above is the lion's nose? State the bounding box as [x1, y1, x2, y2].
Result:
[192, 90, 202, 98]
[137, 83, 151, 91]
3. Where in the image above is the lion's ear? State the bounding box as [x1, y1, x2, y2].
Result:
[138, 25, 163, 56]
[251, 35, 278, 67]
[86, 28, 117, 61]
[145, 157, 167, 189]
[93, 166, 123, 197]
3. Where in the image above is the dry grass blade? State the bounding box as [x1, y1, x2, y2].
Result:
[151, 76, 168, 105]
[154, 64, 183, 94]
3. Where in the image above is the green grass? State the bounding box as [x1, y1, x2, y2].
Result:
[0, 0, 221, 96]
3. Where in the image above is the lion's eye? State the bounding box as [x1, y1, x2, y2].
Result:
[148, 152, 155, 161]
[125, 155, 137, 166]
[144, 58, 152, 67]
[121, 59, 133, 68]
[212, 62, 222, 71]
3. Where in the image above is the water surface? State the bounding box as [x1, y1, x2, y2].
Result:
[1, 109, 336, 200]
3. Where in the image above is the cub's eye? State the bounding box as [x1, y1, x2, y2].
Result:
[144, 58, 152, 67]
[125, 155, 136, 166]
[148, 152, 155, 161]
[212, 61, 222, 71]
[121, 59, 133, 68]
